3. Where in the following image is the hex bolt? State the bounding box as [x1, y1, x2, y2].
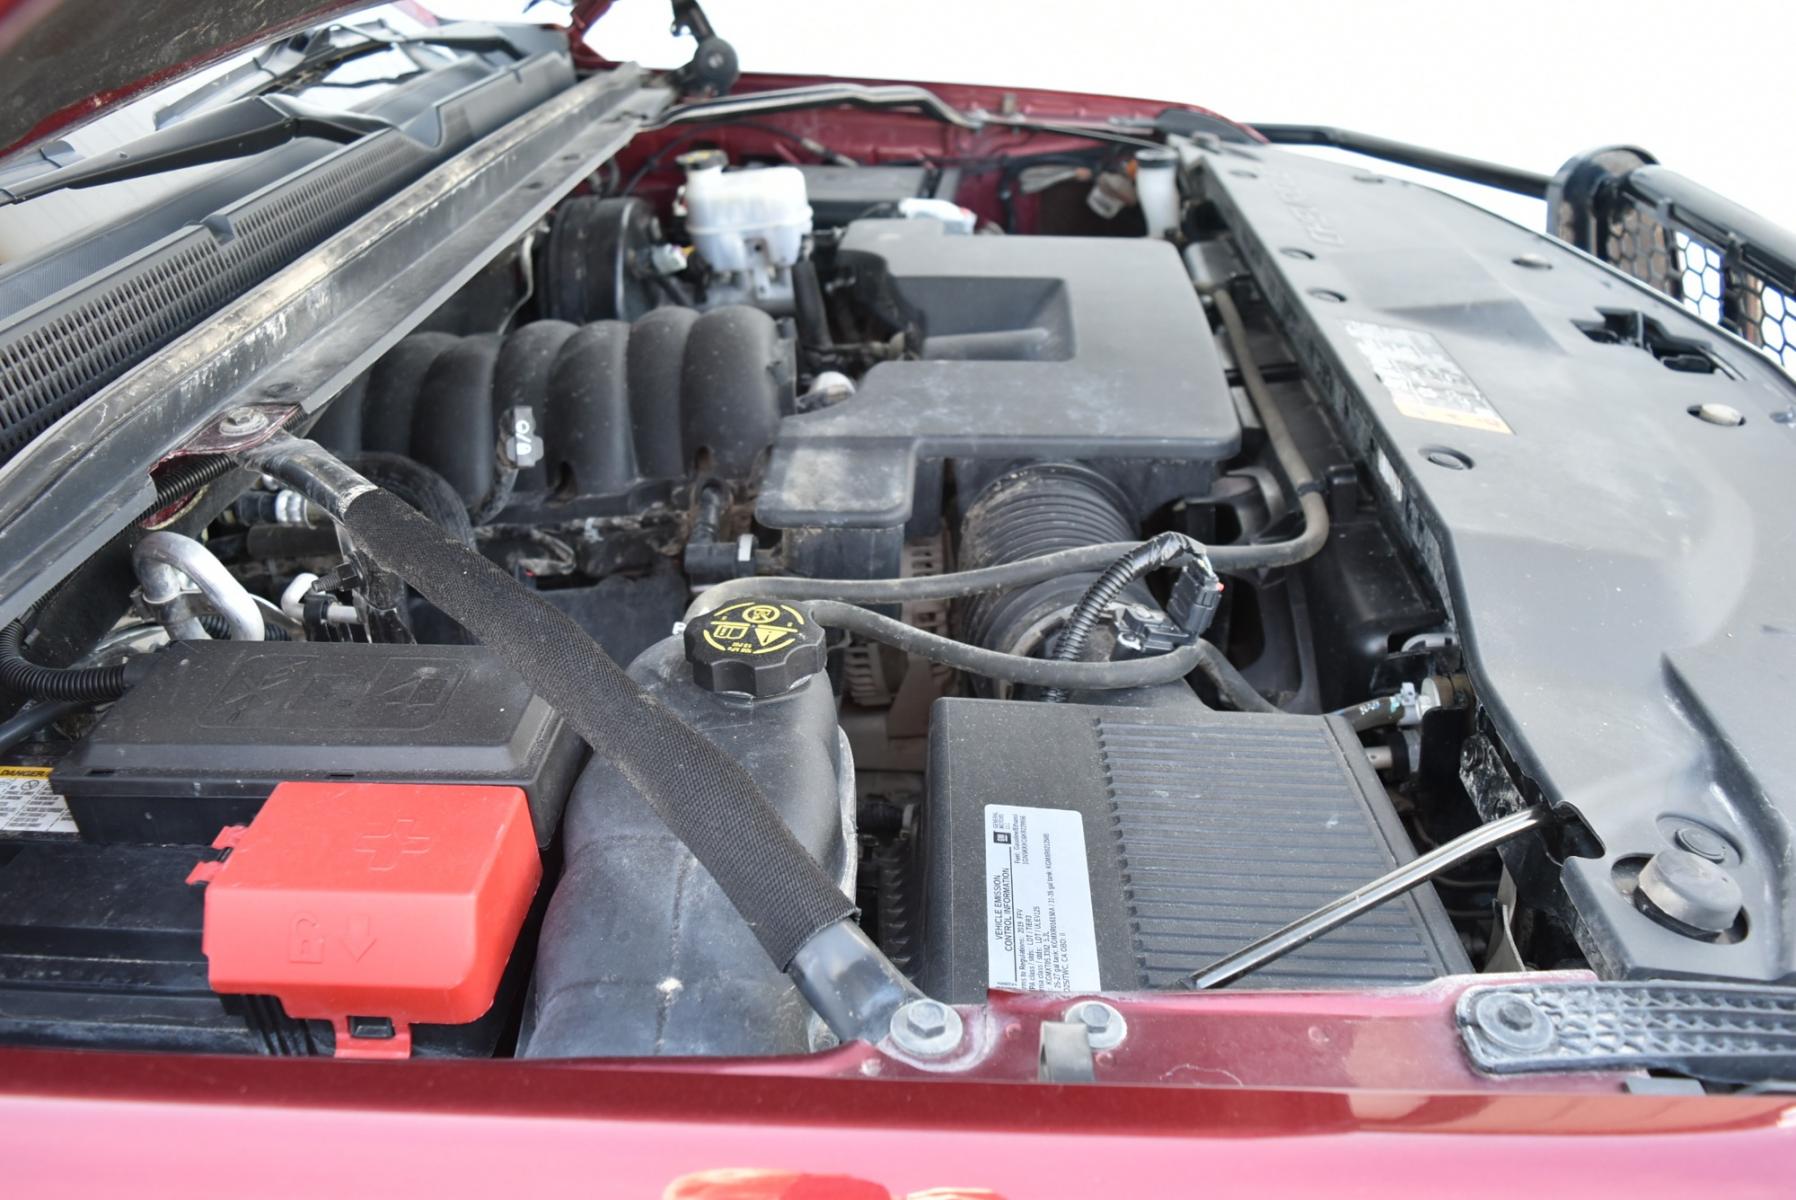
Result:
[218, 407, 268, 437]
[888, 997, 963, 1058]
[1065, 999, 1128, 1050]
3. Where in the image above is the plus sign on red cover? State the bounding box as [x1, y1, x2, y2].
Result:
[187, 781, 541, 1058]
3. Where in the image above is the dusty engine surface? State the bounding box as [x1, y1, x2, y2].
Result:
[756, 218, 1242, 575]
[0, 139, 1613, 1066]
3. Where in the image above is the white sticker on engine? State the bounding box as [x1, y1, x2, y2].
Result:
[1344, 319, 1513, 435]
[0, 766, 77, 835]
[985, 804, 1101, 992]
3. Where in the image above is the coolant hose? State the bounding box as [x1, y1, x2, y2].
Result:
[233, 434, 910, 1042]
[345, 452, 477, 547]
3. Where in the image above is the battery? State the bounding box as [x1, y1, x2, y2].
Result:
[916, 699, 1470, 1001]
[52, 640, 582, 846]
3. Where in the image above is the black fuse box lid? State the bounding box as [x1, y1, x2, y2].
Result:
[52, 641, 582, 846]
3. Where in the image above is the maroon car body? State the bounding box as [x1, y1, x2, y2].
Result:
[1, 3, 1793, 1194]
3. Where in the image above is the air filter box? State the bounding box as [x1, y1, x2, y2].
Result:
[916, 699, 1469, 1000]
[52, 641, 582, 846]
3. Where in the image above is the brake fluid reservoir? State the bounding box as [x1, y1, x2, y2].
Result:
[679, 150, 812, 307]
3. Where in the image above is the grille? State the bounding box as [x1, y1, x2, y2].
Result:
[1552, 158, 1796, 373]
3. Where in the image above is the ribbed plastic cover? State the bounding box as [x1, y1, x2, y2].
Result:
[1095, 714, 1466, 987]
[919, 700, 1469, 1000]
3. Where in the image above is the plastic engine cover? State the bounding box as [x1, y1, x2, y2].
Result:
[916, 699, 1469, 1000]
[190, 781, 541, 1059]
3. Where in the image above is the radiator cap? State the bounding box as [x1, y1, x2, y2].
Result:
[685, 599, 824, 698]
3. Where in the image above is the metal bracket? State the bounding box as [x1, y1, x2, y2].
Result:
[180, 405, 300, 456]
[1459, 981, 1796, 1085]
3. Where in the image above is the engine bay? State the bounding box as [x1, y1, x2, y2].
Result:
[2, 37, 1795, 1089]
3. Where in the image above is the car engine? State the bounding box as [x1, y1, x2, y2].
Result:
[2, 34, 1794, 1087]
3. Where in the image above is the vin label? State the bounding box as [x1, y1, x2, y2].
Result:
[984, 804, 1100, 992]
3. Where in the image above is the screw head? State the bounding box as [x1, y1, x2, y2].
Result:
[1673, 825, 1729, 864]
[888, 998, 963, 1058]
[1471, 991, 1555, 1053]
[218, 407, 267, 436]
[1065, 999, 1128, 1050]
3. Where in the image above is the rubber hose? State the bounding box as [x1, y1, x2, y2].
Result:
[809, 600, 1204, 689]
[196, 613, 289, 642]
[1335, 695, 1403, 732]
[1044, 531, 1204, 702]
[344, 453, 477, 547]
[1189, 640, 1280, 713]
[0, 607, 131, 701]
[1199, 283, 1331, 569]
[792, 259, 834, 350]
[687, 541, 1145, 619]
[0, 699, 87, 758]
[336, 489, 854, 968]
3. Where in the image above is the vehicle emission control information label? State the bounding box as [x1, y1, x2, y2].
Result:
[985, 804, 1100, 992]
[0, 766, 77, 835]
[1344, 320, 1513, 435]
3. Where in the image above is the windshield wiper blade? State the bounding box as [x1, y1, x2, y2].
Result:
[155, 23, 528, 127]
[0, 95, 392, 207]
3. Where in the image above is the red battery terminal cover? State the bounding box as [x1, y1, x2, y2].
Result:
[187, 781, 541, 1059]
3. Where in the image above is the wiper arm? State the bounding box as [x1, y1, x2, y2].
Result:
[0, 95, 392, 207]
[154, 23, 529, 127]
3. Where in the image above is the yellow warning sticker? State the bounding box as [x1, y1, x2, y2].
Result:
[701, 601, 807, 657]
[0, 765, 76, 834]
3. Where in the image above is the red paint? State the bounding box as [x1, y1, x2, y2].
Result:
[4, 975, 1794, 1193]
[191, 782, 540, 1058]
[608, 71, 1261, 233]
[0, 1041, 1791, 1198]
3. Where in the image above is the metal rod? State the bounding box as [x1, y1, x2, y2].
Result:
[1249, 124, 1552, 198]
[1178, 807, 1551, 990]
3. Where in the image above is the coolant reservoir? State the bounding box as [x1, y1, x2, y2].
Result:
[678, 150, 812, 307]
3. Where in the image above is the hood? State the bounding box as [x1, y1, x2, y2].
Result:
[0, 0, 386, 155]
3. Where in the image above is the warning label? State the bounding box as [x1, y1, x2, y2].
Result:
[1344, 320, 1513, 435]
[985, 804, 1100, 993]
[0, 765, 77, 835]
[699, 601, 807, 657]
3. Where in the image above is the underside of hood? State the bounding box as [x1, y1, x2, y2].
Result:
[0, 0, 381, 156]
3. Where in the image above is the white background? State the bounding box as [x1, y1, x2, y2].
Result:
[558, 0, 1796, 234]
